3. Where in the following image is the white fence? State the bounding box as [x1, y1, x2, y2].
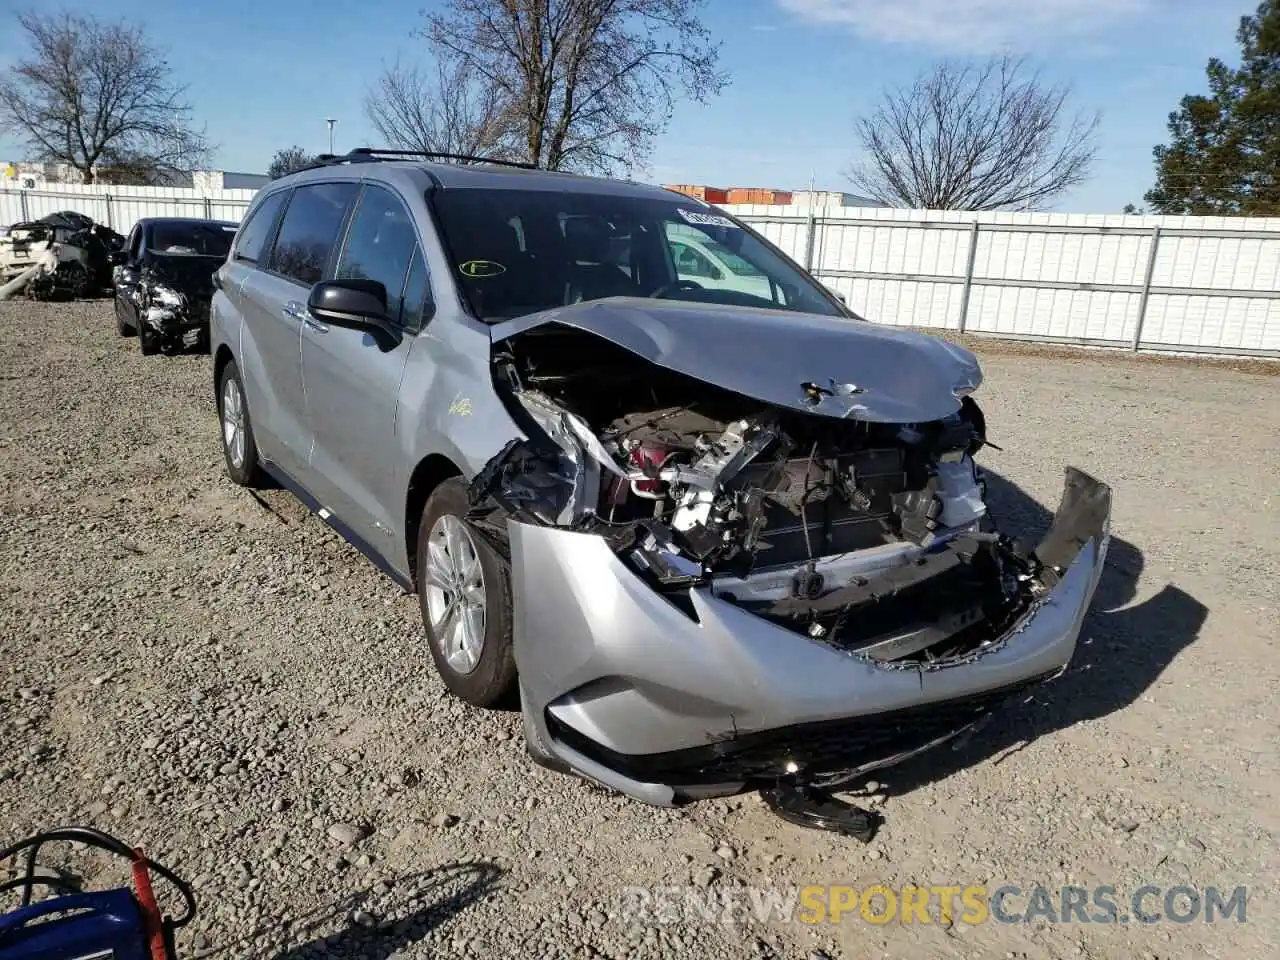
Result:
[4, 184, 1278, 357]
[0, 183, 256, 236]
[728, 204, 1280, 357]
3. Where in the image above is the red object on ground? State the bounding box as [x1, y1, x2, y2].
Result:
[130, 849, 168, 960]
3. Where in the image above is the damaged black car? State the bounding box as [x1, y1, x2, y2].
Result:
[112, 217, 238, 354]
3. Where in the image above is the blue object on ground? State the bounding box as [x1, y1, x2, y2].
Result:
[1, 826, 196, 960]
[0, 887, 150, 960]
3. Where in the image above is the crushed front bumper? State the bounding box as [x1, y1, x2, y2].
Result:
[143, 302, 209, 336]
[514, 467, 1111, 805]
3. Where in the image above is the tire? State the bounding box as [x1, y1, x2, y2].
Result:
[115, 301, 135, 337]
[139, 322, 159, 356]
[63, 262, 89, 300]
[417, 478, 517, 708]
[217, 360, 265, 488]
[25, 274, 55, 302]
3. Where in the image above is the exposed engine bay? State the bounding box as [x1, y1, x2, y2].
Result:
[470, 323, 1069, 669]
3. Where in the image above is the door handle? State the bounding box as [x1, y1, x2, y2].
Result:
[285, 300, 328, 333]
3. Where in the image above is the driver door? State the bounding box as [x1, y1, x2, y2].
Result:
[300, 183, 432, 552]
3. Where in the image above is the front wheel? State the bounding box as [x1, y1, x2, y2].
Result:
[417, 478, 517, 708]
[217, 360, 265, 488]
[115, 301, 135, 337]
[139, 322, 159, 356]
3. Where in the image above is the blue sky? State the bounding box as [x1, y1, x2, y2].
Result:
[0, 0, 1249, 212]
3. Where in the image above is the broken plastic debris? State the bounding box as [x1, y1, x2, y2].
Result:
[760, 781, 882, 843]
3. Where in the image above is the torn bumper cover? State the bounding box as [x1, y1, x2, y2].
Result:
[141, 283, 205, 335]
[504, 467, 1110, 806]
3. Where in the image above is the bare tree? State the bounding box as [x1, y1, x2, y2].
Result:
[95, 155, 170, 185]
[364, 57, 514, 161]
[0, 10, 210, 184]
[848, 56, 1098, 211]
[416, 0, 726, 174]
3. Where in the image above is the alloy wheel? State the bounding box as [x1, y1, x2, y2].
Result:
[423, 514, 487, 675]
[221, 377, 246, 469]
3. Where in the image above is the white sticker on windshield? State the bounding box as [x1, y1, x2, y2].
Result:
[677, 208, 738, 229]
[221, 226, 237, 232]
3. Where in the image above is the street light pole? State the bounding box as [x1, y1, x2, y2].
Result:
[324, 118, 337, 155]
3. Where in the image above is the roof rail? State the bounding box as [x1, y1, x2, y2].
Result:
[300, 148, 538, 172]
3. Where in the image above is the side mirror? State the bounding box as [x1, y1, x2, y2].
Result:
[824, 284, 847, 305]
[709, 266, 723, 280]
[307, 279, 397, 343]
[107, 250, 127, 266]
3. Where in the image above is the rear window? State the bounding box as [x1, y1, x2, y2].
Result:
[233, 191, 289, 264]
[149, 221, 236, 257]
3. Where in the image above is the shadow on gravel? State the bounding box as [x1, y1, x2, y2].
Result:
[867, 467, 1209, 796]
[207, 861, 503, 960]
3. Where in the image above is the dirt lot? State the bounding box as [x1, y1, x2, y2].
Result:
[1, 300, 1276, 960]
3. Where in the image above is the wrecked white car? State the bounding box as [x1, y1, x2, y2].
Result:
[210, 150, 1112, 839]
[0, 211, 123, 301]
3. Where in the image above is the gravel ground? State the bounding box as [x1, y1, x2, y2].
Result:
[1, 300, 1276, 960]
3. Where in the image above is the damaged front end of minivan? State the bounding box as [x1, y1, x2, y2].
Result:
[468, 300, 1111, 838]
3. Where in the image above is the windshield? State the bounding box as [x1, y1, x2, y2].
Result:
[430, 188, 843, 322]
[149, 222, 235, 257]
[699, 237, 765, 277]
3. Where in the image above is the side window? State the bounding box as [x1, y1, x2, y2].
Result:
[610, 235, 633, 278]
[126, 225, 142, 260]
[398, 246, 432, 332]
[334, 184, 420, 323]
[268, 182, 359, 285]
[671, 242, 717, 280]
[233, 190, 288, 264]
[508, 216, 526, 252]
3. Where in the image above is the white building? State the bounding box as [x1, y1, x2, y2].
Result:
[788, 190, 888, 210]
[3, 160, 267, 191]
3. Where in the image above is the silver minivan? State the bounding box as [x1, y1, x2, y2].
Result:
[210, 149, 1110, 836]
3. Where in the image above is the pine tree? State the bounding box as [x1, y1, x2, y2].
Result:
[1146, 1, 1280, 215]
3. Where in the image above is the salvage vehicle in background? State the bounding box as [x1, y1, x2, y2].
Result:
[0, 211, 123, 301]
[209, 149, 1112, 838]
[112, 217, 238, 355]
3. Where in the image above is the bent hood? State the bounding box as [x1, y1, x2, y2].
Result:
[490, 297, 982, 423]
